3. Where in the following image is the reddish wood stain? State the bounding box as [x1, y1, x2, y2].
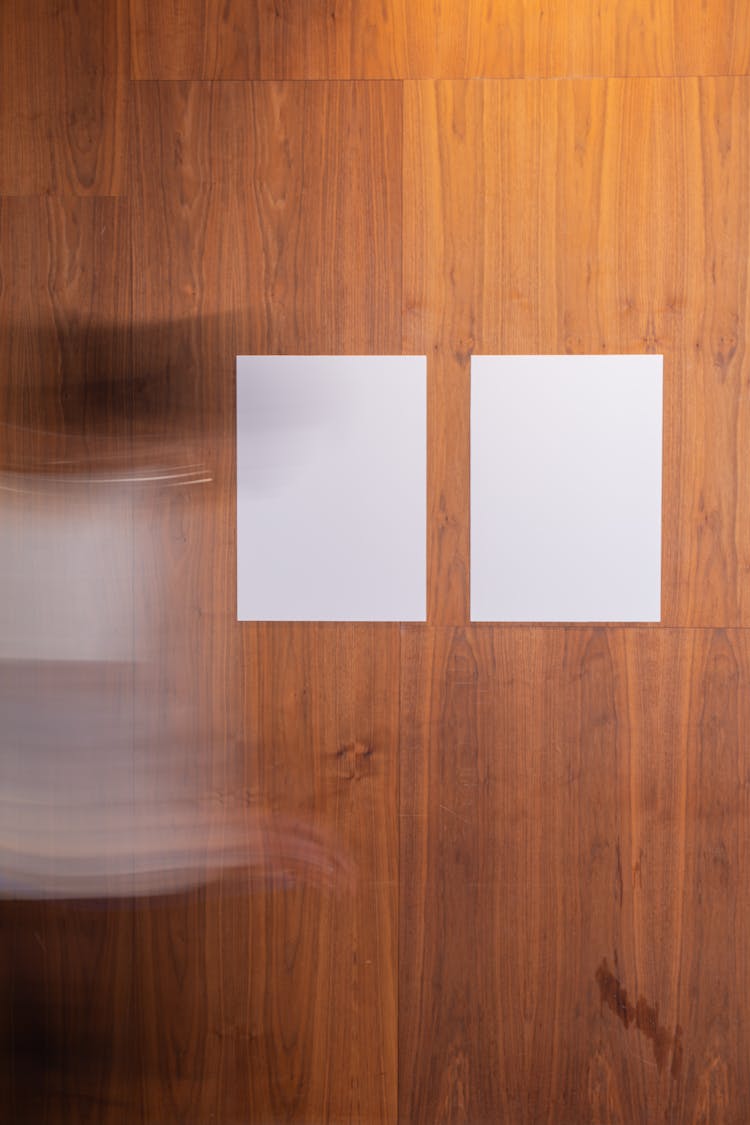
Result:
[596, 958, 683, 1079]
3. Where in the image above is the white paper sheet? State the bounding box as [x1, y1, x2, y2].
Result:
[237, 355, 426, 622]
[471, 354, 663, 622]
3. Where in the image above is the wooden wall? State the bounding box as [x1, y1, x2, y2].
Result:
[1, 2, 749, 1122]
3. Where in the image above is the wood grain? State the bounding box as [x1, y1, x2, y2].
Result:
[236, 625, 398, 1123]
[4, 0, 750, 1120]
[129, 0, 410, 80]
[0, 897, 137, 1125]
[0, 0, 128, 195]
[400, 626, 750, 1123]
[0, 197, 132, 462]
[129, 79, 401, 1122]
[0, 197, 135, 1123]
[404, 0, 750, 79]
[404, 78, 750, 626]
[129, 0, 750, 79]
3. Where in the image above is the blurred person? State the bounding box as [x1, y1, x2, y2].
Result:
[0, 423, 346, 900]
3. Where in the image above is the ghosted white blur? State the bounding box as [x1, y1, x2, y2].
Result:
[0, 448, 348, 899]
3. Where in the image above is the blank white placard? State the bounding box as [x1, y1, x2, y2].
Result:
[471, 355, 663, 622]
[237, 355, 426, 622]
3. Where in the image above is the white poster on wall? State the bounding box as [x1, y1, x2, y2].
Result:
[471, 354, 663, 622]
[237, 355, 427, 622]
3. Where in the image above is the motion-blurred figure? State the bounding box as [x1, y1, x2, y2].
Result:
[0, 428, 345, 900]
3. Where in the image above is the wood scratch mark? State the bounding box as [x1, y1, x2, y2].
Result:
[439, 803, 471, 825]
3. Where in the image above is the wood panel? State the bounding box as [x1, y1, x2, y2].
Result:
[0, 196, 135, 1123]
[0, 197, 132, 459]
[238, 624, 398, 1123]
[0, 0, 128, 196]
[129, 79, 401, 1122]
[0, 897, 137, 1125]
[399, 626, 750, 1123]
[404, 1, 750, 80]
[129, 0, 409, 81]
[129, 0, 750, 80]
[404, 78, 750, 627]
[3, 1, 750, 1121]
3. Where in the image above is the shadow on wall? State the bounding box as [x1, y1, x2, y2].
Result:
[0, 897, 141, 1122]
[0, 311, 340, 466]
